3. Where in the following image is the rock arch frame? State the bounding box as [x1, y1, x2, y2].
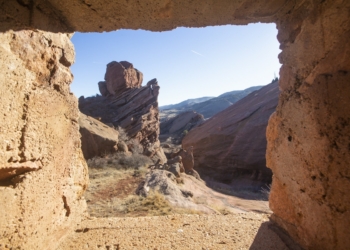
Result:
[0, 0, 349, 249]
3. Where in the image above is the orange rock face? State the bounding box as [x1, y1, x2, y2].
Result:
[267, 1, 350, 249]
[0, 30, 88, 249]
[103, 61, 143, 96]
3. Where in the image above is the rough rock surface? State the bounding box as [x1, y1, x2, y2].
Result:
[79, 113, 119, 159]
[79, 63, 166, 164]
[136, 170, 206, 211]
[0, 0, 298, 32]
[103, 61, 143, 96]
[1, 0, 350, 249]
[266, 1, 350, 249]
[183, 80, 279, 184]
[0, 30, 88, 249]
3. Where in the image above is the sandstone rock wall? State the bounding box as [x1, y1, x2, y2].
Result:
[267, 1, 350, 249]
[0, 30, 88, 249]
[182, 80, 279, 184]
[0, 0, 297, 32]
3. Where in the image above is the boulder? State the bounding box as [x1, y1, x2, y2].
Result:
[176, 147, 195, 172]
[104, 61, 143, 95]
[182, 80, 279, 184]
[79, 113, 119, 159]
[167, 163, 181, 178]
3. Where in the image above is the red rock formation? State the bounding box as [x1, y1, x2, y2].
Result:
[182, 80, 279, 184]
[1, 1, 349, 249]
[79, 62, 166, 164]
[79, 113, 119, 159]
[102, 61, 143, 96]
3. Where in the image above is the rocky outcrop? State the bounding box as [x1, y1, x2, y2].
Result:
[0, 30, 88, 250]
[161, 111, 204, 134]
[79, 62, 166, 164]
[101, 61, 143, 96]
[79, 113, 119, 159]
[183, 80, 279, 184]
[160, 111, 204, 144]
[136, 170, 210, 213]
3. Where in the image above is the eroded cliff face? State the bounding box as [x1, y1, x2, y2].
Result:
[0, 30, 88, 249]
[268, 1, 350, 249]
[182, 81, 279, 185]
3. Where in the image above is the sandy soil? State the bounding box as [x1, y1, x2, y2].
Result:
[57, 213, 291, 250]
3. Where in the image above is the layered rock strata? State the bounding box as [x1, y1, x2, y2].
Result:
[79, 62, 166, 164]
[183, 80, 279, 184]
[0, 30, 88, 249]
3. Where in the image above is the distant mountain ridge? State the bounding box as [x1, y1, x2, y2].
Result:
[160, 85, 263, 119]
[160, 96, 214, 111]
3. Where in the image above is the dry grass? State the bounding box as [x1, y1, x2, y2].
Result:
[86, 152, 202, 218]
[87, 152, 153, 170]
[89, 190, 202, 217]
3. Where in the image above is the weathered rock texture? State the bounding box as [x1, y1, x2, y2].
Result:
[0, 0, 349, 249]
[79, 63, 166, 164]
[0, 30, 88, 249]
[266, 1, 350, 249]
[183, 80, 279, 184]
[79, 113, 119, 159]
[0, 0, 300, 33]
[103, 61, 143, 96]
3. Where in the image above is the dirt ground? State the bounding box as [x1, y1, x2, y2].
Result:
[57, 213, 295, 250]
[66, 161, 301, 250]
[85, 166, 270, 218]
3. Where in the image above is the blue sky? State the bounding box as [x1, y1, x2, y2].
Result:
[71, 23, 281, 106]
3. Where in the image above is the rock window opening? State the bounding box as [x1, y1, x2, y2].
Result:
[71, 24, 280, 218]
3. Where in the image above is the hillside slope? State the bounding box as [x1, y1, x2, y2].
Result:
[182, 80, 279, 184]
[160, 85, 262, 119]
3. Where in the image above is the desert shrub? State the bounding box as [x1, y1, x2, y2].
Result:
[87, 152, 152, 170]
[127, 138, 144, 154]
[118, 153, 152, 169]
[116, 126, 129, 142]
